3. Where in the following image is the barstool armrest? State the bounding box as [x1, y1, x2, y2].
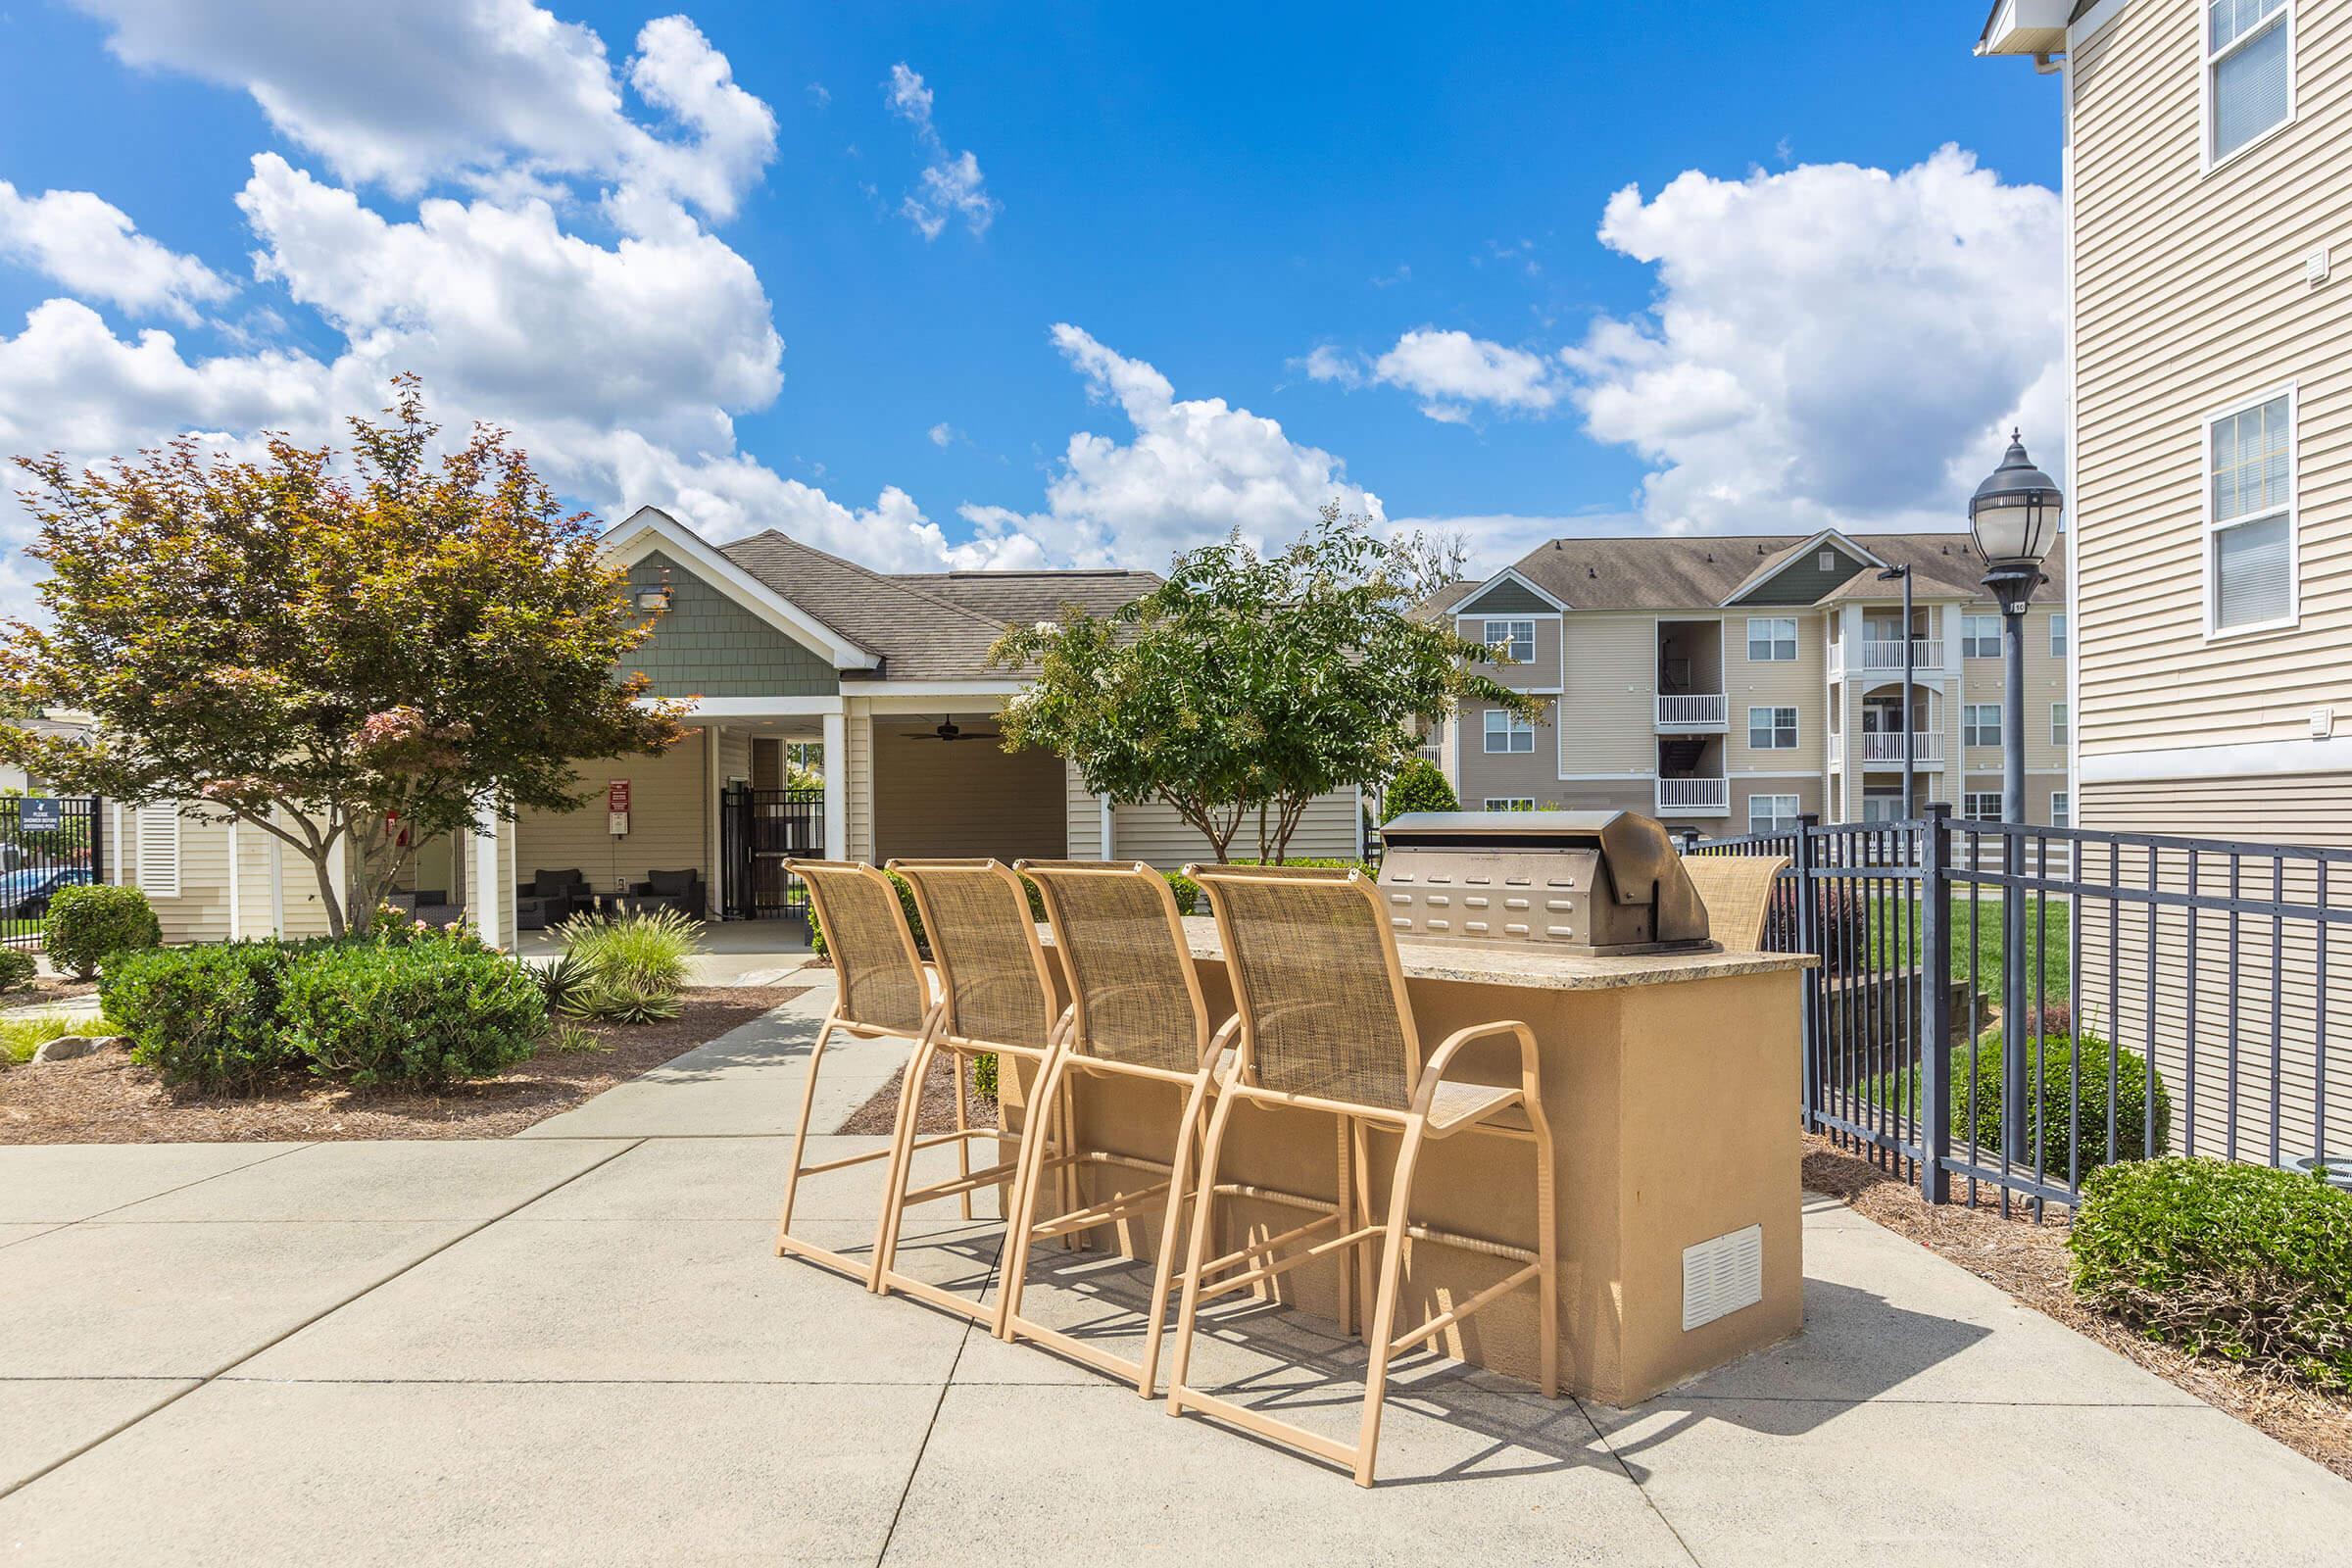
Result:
[1412, 1020, 1539, 1118]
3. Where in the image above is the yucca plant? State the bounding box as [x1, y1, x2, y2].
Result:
[534, 951, 598, 1018]
[553, 908, 702, 1024]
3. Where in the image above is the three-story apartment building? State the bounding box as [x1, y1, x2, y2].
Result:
[1427, 529, 2071, 836]
[1979, 0, 2349, 839]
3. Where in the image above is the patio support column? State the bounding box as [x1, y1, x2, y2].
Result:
[822, 710, 847, 860]
[1099, 793, 1114, 858]
[470, 801, 504, 950]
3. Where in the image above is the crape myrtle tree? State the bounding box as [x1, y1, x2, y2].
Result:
[988, 502, 1542, 862]
[0, 376, 686, 938]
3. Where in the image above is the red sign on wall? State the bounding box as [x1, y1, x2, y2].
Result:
[607, 780, 631, 814]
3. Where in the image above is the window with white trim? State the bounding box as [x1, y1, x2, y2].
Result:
[2051, 791, 2071, 830]
[1817, 550, 1837, 571]
[2048, 612, 2069, 657]
[1746, 706, 1797, 750]
[1747, 794, 1801, 835]
[135, 802, 182, 899]
[2207, 390, 2296, 633]
[1483, 709, 1535, 754]
[1962, 792, 2003, 824]
[1745, 616, 1796, 662]
[1961, 613, 2001, 659]
[1964, 704, 2002, 748]
[2207, 0, 2293, 166]
[1482, 618, 1536, 662]
[1482, 798, 1536, 812]
[2051, 702, 2069, 747]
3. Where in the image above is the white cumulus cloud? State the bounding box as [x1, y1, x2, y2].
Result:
[1564, 145, 2063, 532]
[884, 63, 998, 241]
[0, 183, 233, 324]
[1305, 327, 1562, 424]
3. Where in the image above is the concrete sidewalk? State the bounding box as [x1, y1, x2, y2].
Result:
[4, 980, 2349, 1565]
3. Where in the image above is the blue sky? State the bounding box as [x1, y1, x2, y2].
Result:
[0, 2, 2067, 608]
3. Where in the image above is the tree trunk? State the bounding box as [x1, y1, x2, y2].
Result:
[307, 848, 347, 940]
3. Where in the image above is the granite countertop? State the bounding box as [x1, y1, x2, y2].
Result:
[1041, 916, 1815, 993]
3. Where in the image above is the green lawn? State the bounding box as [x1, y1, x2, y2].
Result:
[1853, 894, 2071, 1005]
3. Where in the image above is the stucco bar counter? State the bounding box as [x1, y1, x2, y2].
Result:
[1006, 918, 1816, 1408]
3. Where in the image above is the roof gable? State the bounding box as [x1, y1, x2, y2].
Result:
[1456, 570, 1565, 616]
[603, 508, 879, 669]
[1721, 528, 1885, 606]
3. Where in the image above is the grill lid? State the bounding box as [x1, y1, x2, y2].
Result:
[1377, 809, 1713, 952]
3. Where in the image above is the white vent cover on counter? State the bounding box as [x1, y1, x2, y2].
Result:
[1682, 1224, 1763, 1331]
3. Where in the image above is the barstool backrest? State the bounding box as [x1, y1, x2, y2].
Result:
[785, 859, 929, 1034]
[1019, 860, 1209, 1074]
[890, 859, 1059, 1051]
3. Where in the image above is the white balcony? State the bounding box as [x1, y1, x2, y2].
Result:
[1833, 638, 1945, 680]
[1655, 776, 1731, 816]
[1655, 692, 1728, 731]
[1858, 731, 1944, 766]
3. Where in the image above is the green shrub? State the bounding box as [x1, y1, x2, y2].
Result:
[1162, 871, 1200, 916]
[279, 938, 545, 1088]
[1953, 1028, 2169, 1177]
[1382, 759, 1457, 821]
[534, 951, 597, 1017]
[2071, 1157, 2352, 1389]
[556, 907, 701, 1019]
[100, 943, 298, 1092]
[1, 1010, 81, 1065]
[973, 1052, 998, 1100]
[43, 884, 162, 980]
[0, 948, 38, 993]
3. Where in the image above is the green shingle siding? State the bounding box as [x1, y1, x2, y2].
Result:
[622, 552, 840, 698]
[1729, 549, 1868, 606]
[1458, 578, 1554, 615]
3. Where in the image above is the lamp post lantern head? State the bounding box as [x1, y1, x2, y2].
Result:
[1970, 428, 2062, 613]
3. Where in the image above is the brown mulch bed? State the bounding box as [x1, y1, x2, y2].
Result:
[5, 976, 100, 1008]
[0, 986, 808, 1144]
[1806, 1134, 2352, 1481]
[836, 1051, 998, 1136]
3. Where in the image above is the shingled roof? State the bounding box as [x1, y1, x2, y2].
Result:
[715, 530, 1161, 681]
[1465, 530, 2065, 613]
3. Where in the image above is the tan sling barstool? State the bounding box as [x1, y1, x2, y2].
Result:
[867, 858, 1078, 1325]
[773, 859, 943, 1286]
[1165, 864, 1562, 1489]
[995, 860, 1239, 1397]
[1680, 853, 1792, 951]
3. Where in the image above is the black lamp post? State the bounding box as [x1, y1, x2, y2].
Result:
[1968, 430, 2062, 1167]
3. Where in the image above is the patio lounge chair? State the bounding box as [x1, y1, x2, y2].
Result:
[624, 867, 706, 921]
[774, 859, 942, 1286]
[1165, 863, 1560, 1488]
[514, 868, 588, 931]
[868, 858, 1077, 1327]
[389, 888, 466, 927]
[996, 859, 1237, 1396]
[1680, 853, 1792, 951]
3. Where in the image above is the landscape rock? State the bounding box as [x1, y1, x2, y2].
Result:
[31, 1035, 98, 1063]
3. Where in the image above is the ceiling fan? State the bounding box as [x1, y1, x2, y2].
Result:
[901, 714, 1000, 743]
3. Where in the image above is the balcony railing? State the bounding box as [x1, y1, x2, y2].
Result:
[1655, 775, 1731, 815]
[1834, 638, 1944, 680]
[1859, 731, 1944, 764]
[1654, 692, 1728, 730]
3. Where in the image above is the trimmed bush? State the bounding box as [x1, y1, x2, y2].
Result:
[1162, 871, 1200, 916]
[1382, 759, 1457, 821]
[43, 884, 162, 980]
[279, 936, 546, 1088]
[1953, 1027, 2169, 1177]
[0, 948, 37, 993]
[100, 943, 298, 1092]
[2071, 1157, 2352, 1389]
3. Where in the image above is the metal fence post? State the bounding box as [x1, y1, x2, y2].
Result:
[1918, 804, 1953, 1204]
[1793, 813, 1822, 1133]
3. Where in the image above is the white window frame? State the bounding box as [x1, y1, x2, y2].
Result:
[1482, 618, 1536, 662]
[1816, 550, 1837, 571]
[1964, 704, 2002, 748]
[1747, 794, 1800, 836]
[1483, 709, 1535, 754]
[1482, 797, 1536, 812]
[2202, 382, 2300, 640]
[2049, 612, 2069, 658]
[1960, 612, 2001, 659]
[1746, 705, 1798, 751]
[2201, 0, 2297, 175]
[1745, 615, 1797, 662]
[2050, 701, 2069, 748]
[135, 802, 182, 900]
[1962, 791, 2003, 824]
[2051, 791, 2071, 830]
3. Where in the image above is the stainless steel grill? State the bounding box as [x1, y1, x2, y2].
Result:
[1376, 810, 1714, 955]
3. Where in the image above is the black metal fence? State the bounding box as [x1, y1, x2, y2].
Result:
[0, 795, 106, 951]
[718, 785, 823, 920]
[1695, 806, 2351, 1213]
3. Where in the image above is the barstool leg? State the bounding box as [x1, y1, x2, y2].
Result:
[773, 1012, 842, 1256]
[1134, 1069, 1215, 1397]
[869, 1033, 942, 1294]
[1353, 1113, 1430, 1488]
[1163, 1086, 1244, 1412]
[992, 1048, 1074, 1339]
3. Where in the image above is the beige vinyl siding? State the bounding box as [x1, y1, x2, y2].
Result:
[1729, 778, 1825, 835]
[1727, 616, 1825, 774]
[1063, 763, 1105, 858]
[843, 708, 875, 862]
[869, 728, 1065, 863]
[1108, 790, 1361, 868]
[2074, 776, 2352, 1164]
[2069, 1, 2352, 763]
[714, 726, 752, 788]
[1454, 612, 1561, 694]
[512, 728, 712, 897]
[1459, 697, 1558, 808]
[1558, 614, 1656, 774]
[125, 807, 229, 946]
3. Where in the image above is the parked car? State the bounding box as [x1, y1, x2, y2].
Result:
[0, 866, 93, 919]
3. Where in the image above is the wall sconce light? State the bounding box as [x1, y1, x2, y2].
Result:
[634, 585, 672, 612]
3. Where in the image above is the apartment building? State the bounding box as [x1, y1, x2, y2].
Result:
[1980, 0, 2350, 840]
[1427, 529, 2071, 836]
